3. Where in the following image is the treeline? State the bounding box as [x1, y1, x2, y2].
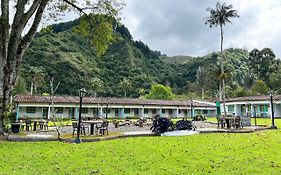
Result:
[162, 47, 280, 100]
[13, 18, 281, 100]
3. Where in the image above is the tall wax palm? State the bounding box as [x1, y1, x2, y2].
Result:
[205, 2, 239, 115]
[196, 66, 208, 99]
[91, 78, 104, 97]
[119, 78, 132, 98]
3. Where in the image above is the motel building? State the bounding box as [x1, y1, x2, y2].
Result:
[14, 95, 216, 120]
[221, 95, 281, 118]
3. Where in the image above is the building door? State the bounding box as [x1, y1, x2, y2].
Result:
[69, 108, 75, 119]
[134, 109, 138, 117]
[42, 107, 48, 119]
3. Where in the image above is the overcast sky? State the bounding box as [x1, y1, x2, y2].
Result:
[119, 0, 281, 57]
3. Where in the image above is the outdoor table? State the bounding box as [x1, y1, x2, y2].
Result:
[220, 116, 235, 129]
[82, 120, 103, 135]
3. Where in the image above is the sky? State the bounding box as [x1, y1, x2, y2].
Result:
[119, 0, 281, 57]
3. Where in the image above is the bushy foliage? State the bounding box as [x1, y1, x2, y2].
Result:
[145, 84, 175, 100]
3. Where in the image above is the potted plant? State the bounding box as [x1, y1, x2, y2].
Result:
[8, 112, 21, 133]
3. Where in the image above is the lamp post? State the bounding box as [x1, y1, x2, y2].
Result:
[105, 97, 109, 119]
[190, 99, 194, 119]
[75, 88, 86, 143]
[270, 90, 277, 129]
[253, 106, 257, 126]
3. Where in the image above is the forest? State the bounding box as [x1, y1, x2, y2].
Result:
[14, 18, 281, 100]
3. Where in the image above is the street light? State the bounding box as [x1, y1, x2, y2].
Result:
[270, 90, 277, 129]
[75, 88, 86, 143]
[105, 97, 109, 119]
[190, 99, 194, 119]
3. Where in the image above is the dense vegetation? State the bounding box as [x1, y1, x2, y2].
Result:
[14, 18, 281, 100]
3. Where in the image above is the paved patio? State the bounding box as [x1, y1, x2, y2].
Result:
[6, 121, 271, 142]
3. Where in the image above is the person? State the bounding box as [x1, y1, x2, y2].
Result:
[150, 114, 160, 132]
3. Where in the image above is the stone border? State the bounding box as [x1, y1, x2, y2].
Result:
[2, 126, 273, 143]
[5, 132, 158, 143]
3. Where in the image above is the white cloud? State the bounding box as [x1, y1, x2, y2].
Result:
[121, 0, 281, 57]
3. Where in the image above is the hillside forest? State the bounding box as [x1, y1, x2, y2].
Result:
[13, 18, 281, 100]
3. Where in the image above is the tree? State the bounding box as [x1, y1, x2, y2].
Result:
[91, 77, 104, 97]
[269, 68, 281, 93]
[251, 80, 269, 95]
[12, 77, 27, 95]
[0, 0, 123, 135]
[118, 78, 132, 98]
[196, 66, 208, 99]
[49, 77, 62, 140]
[241, 69, 256, 89]
[232, 87, 249, 97]
[26, 66, 45, 95]
[205, 2, 239, 115]
[249, 48, 277, 82]
[145, 84, 175, 100]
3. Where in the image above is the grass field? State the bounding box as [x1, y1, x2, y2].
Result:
[1, 129, 281, 174]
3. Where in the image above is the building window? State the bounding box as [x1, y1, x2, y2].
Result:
[162, 109, 165, 114]
[124, 108, 130, 114]
[260, 105, 268, 112]
[178, 109, 182, 114]
[168, 110, 173, 115]
[55, 107, 63, 114]
[103, 108, 110, 114]
[81, 108, 88, 114]
[228, 105, 234, 112]
[203, 110, 208, 115]
[247, 105, 251, 112]
[152, 109, 157, 114]
[26, 107, 36, 114]
[144, 109, 149, 114]
[134, 109, 139, 114]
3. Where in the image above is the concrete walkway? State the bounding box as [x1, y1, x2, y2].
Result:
[4, 121, 272, 142]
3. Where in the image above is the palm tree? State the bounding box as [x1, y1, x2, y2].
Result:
[119, 78, 132, 98]
[196, 66, 208, 99]
[205, 2, 239, 115]
[91, 78, 104, 97]
[27, 66, 45, 95]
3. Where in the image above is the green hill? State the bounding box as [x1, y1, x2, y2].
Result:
[160, 55, 192, 64]
[17, 19, 166, 98]
[15, 17, 280, 99]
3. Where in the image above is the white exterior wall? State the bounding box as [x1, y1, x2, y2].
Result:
[19, 107, 43, 118]
[224, 101, 281, 118]
[234, 104, 241, 117]
[53, 107, 69, 118]
[17, 102, 216, 119]
[274, 104, 281, 118]
[143, 109, 153, 118]
[177, 108, 186, 118]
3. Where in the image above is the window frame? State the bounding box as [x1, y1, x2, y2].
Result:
[26, 107, 36, 114]
[124, 108, 130, 114]
[81, 108, 88, 114]
[55, 107, 64, 114]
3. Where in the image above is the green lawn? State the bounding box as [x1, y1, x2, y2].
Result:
[1, 130, 281, 174]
